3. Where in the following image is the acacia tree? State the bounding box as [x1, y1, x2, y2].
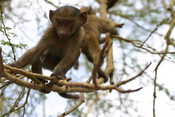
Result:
[0, 0, 175, 117]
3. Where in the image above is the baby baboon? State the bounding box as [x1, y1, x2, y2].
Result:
[9, 6, 87, 99]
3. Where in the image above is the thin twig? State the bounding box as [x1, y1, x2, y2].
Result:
[58, 95, 85, 117]
[1, 88, 30, 117]
[153, 7, 175, 117]
[116, 63, 151, 87]
[44, 0, 58, 8]
[0, 7, 16, 61]
[113, 35, 175, 55]
[140, 19, 168, 47]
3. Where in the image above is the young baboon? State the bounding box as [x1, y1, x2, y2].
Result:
[9, 6, 87, 99]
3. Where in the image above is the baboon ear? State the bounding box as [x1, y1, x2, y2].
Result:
[49, 10, 55, 21]
[79, 10, 88, 25]
[80, 7, 90, 13]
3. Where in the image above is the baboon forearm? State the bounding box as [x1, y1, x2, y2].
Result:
[9, 48, 38, 68]
[10, 40, 47, 68]
[52, 50, 80, 76]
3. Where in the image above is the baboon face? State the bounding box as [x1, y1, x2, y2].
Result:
[49, 6, 87, 39]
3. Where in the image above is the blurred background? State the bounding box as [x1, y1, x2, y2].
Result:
[0, 0, 175, 117]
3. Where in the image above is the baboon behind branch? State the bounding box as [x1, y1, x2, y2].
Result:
[78, 7, 123, 83]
